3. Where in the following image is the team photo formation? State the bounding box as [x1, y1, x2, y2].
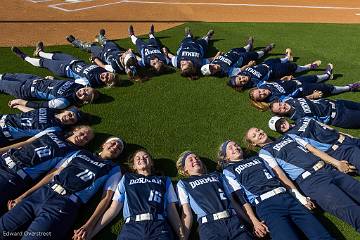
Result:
[1, 24, 360, 240]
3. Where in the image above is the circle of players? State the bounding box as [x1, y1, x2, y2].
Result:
[1, 25, 360, 240]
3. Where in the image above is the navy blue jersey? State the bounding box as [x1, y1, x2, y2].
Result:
[212, 48, 248, 77]
[54, 150, 116, 201]
[177, 172, 231, 219]
[259, 135, 321, 181]
[2, 130, 78, 180]
[114, 173, 178, 219]
[286, 98, 334, 124]
[242, 64, 271, 88]
[140, 46, 168, 67]
[0, 108, 62, 141]
[101, 49, 124, 73]
[173, 40, 206, 69]
[286, 117, 340, 152]
[223, 156, 283, 205]
[258, 80, 302, 102]
[69, 62, 107, 87]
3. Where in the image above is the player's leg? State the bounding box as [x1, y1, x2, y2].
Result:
[128, 25, 146, 53]
[147, 221, 174, 240]
[0, 73, 30, 97]
[66, 35, 93, 52]
[198, 220, 228, 240]
[332, 100, 360, 128]
[196, 29, 215, 55]
[327, 144, 360, 174]
[226, 215, 253, 240]
[117, 222, 145, 240]
[298, 168, 360, 232]
[148, 24, 161, 48]
[39, 58, 69, 77]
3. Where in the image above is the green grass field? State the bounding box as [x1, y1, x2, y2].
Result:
[1, 22, 360, 239]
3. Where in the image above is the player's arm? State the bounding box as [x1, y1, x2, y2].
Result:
[88, 199, 123, 239]
[167, 203, 186, 240]
[92, 58, 106, 68]
[179, 203, 192, 240]
[73, 190, 115, 240]
[207, 51, 222, 62]
[8, 166, 64, 210]
[8, 99, 34, 112]
[240, 60, 256, 71]
[305, 143, 355, 173]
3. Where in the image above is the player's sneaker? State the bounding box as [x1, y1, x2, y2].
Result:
[324, 63, 334, 80]
[310, 60, 322, 70]
[33, 42, 44, 57]
[128, 25, 135, 36]
[66, 35, 76, 43]
[11, 47, 28, 60]
[247, 36, 254, 51]
[149, 24, 154, 35]
[206, 29, 215, 40]
[184, 27, 192, 37]
[348, 82, 360, 92]
[263, 43, 275, 53]
[285, 48, 293, 62]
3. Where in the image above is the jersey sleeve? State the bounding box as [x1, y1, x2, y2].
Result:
[26, 98, 70, 110]
[102, 166, 122, 192]
[222, 169, 242, 193]
[74, 77, 90, 86]
[258, 149, 279, 168]
[176, 180, 189, 205]
[228, 68, 241, 77]
[104, 65, 115, 73]
[287, 134, 309, 148]
[113, 176, 126, 203]
[32, 128, 56, 139]
[165, 177, 178, 204]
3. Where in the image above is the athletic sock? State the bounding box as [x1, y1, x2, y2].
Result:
[244, 44, 251, 52]
[316, 74, 330, 83]
[256, 50, 265, 58]
[331, 86, 350, 94]
[295, 65, 309, 73]
[149, 34, 155, 39]
[0, 74, 2, 80]
[38, 51, 54, 59]
[24, 57, 41, 67]
[280, 57, 289, 63]
[130, 35, 138, 45]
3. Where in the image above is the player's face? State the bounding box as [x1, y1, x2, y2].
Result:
[226, 141, 243, 161]
[100, 72, 115, 85]
[59, 110, 78, 125]
[252, 88, 271, 101]
[184, 153, 203, 175]
[246, 128, 268, 146]
[235, 75, 250, 87]
[71, 127, 94, 146]
[150, 59, 163, 72]
[279, 119, 290, 133]
[76, 87, 94, 103]
[271, 102, 291, 114]
[209, 64, 220, 74]
[180, 60, 192, 71]
[133, 151, 153, 172]
[102, 140, 123, 159]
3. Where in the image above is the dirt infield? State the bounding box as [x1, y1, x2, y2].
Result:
[1, 0, 360, 46]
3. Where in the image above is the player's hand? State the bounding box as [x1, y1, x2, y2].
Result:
[312, 90, 323, 99]
[7, 197, 23, 210]
[247, 60, 256, 67]
[162, 47, 169, 55]
[304, 197, 316, 210]
[8, 99, 26, 108]
[280, 75, 293, 81]
[253, 220, 269, 238]
[335, 160, 356, 173]
[45, 76, 54, 80]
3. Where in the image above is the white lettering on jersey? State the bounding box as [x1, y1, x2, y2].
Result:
[298, 98, 312, 114]
[234, 159, 262, 174]
[129, 177, 163, 185]
[189, 176, 219, 189]
[273, 138, 294, 151]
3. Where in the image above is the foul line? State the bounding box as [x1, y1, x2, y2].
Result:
[48, 0, 360, 12]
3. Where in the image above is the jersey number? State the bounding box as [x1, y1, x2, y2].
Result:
[263, 169, 273, 179]
[148, 190, 162, 203]
[218, 188, 227, 200]
[21, 118, 33, 127]
[34, 146, 52, 158]
[76, 169, 95, 181]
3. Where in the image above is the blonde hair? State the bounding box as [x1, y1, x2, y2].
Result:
[249, 99, 270, 111]
[242, 128, 258, 152]
[176, 151, 207, 177]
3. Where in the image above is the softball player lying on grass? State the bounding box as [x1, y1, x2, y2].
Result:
[66, 29, 140, 80]
[200, 37, 274, 77]
[86, 149, 185, 240]
[11, 44, 119, 88]
[164, 27, 214, 80]
[219, 140, 333, 240]
[0, 137, 124, 240]
[176, 151, 257, 240]
[0, 125, 93, 216]
[270, 97, 360, 129]
[129, 24, 173, 75]
[0, 73, 98, 110]
[245, 127, 360, 233]
[268, 116, 360, 173]
[228, 49, 321, 91]
[0, 107, 80, 147]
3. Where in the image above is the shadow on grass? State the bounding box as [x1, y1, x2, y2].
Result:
[95, 92, 115, 104]
[313, 209, 347, 240]
[79, 111, 102, 126]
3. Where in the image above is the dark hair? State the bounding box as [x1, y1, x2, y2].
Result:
[275, 117, 287, 133]
[269, 100, 291, 117]
[180, 65, 200, 80]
